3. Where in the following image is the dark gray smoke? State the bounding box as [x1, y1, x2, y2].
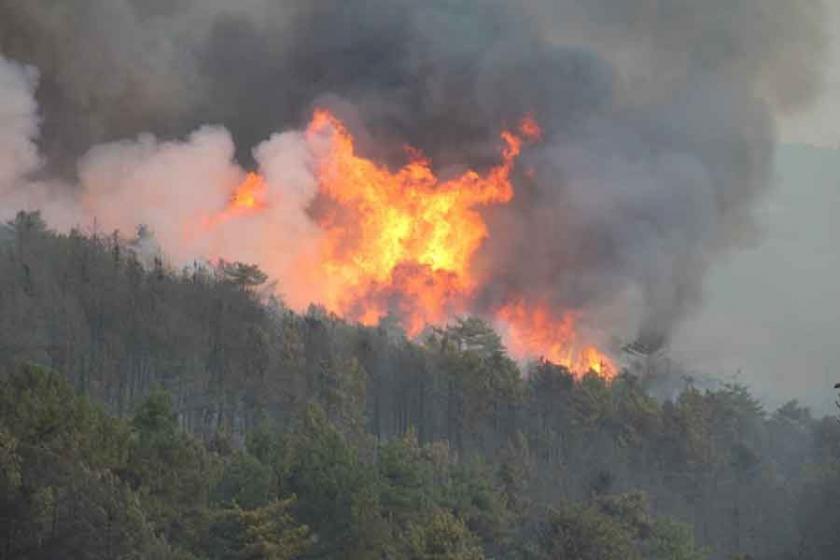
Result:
[0, 0, 827, 349]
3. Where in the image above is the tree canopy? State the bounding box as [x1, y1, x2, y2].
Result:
[0, 216, 838, 559]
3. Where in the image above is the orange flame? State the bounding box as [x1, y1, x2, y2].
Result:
[518, 113, 542, 142]
[230, 172, 267, 212]
[202, 172, 267, 230]
[496, 300, 615, 378]
[207, 110, 614, 379]
[302, 108, 529, 334]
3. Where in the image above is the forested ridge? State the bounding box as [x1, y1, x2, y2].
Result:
[1, 211, 839, 559]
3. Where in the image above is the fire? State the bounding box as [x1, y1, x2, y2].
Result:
[230, 172, 267, 212]
[208, 109, 614, 379]
[202, 172, 267, 229]
[497, 300, 616, 379]
[518, 113, 543, 142]
[301, 109, 530, 335]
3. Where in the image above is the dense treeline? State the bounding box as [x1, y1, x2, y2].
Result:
[1, 364, 707, 559]
[1, 211, 839, 559]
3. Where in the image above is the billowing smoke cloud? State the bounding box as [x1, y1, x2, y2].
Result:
[0, 56, 40, 202]
[76, 124, 323, 308]
[0, 0, 828, 350]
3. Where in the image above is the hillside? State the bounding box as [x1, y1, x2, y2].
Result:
[1, 211, 839, 559]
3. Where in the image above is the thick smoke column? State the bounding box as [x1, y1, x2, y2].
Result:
[0, 0, 828, 351]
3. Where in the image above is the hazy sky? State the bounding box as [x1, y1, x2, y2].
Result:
[672, 145, 840, 412]
[780, 1, 840, 148]
[674, 2, 840, 412]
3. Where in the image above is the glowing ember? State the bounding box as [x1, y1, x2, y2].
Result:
[518, 114, 543, 142]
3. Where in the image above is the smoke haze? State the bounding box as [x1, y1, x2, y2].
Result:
[0, 0, 828, 352]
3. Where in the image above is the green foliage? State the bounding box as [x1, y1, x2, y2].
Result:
[213, 451, 274, 509]
[218, 260, 268, 289]
[1, 222, 838, 559]
[132, 386, 178, 437]
[644, 518, 707, 560]
[378, 430, 439, 520]
[438, 317, 506, 359]
[528, 492, 708, 560]
[282, 404, 390, 558]
[236, 499, 310, 559]
[537, 501, 640, 560]
[201, 498, 310, 560]
[125, 388, 220, 544]
[0, 365, 170, 559]
[405, 510, 485, 560]
[445, 458, 513, 545]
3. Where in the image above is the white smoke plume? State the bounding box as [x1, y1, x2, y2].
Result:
[76, 124, 324, 307]
[0, 56, 40, 208]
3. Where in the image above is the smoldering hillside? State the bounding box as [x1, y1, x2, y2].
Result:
[0, 0, 828, 350]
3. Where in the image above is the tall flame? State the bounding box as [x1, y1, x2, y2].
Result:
[301, 109, 531, 334]
[208, 109, 614, 379]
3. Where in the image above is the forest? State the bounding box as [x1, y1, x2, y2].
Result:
[1, 211, 839, 559]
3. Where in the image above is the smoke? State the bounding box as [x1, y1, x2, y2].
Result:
[76, 124, 322, 308]
[0, 0, 828, 350]
[0, 56, 40, 202]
